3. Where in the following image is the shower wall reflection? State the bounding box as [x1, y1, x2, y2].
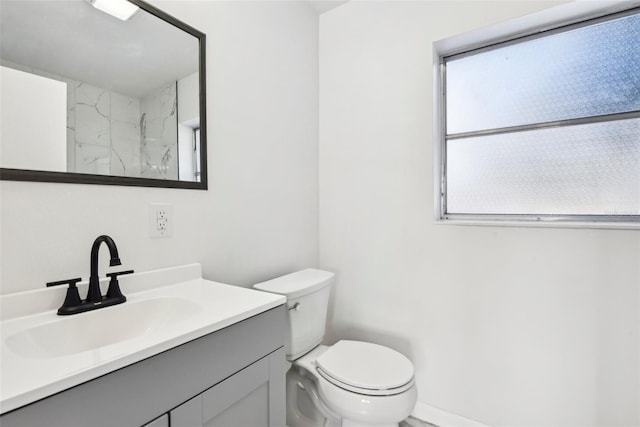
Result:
[4, 60, 187, 180]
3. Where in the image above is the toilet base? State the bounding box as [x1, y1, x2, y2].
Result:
[286, 362, 408, 427]
[287, 366, 341, 427]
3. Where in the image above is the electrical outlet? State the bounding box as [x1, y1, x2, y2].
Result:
[149, 203, 172, 238]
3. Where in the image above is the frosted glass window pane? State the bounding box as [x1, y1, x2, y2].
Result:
[446, 12, 640, 134]
[446, 119, 640, 215]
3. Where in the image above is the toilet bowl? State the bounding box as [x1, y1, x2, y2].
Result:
[292, 342, 417, 427]
[254, 269, 417, 427]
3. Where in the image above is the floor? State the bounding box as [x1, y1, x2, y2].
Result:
[400, 416, 438, 427]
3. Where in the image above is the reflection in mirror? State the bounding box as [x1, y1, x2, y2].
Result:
[0, 0, 207, 188]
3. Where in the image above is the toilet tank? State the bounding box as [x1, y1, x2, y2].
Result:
[254, 269, 334, 361]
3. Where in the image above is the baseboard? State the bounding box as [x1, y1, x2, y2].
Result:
[412, 402, 491, 427]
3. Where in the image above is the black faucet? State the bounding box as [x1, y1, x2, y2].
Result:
[47, 235, 134, 315]
[87, 235, 121, 302]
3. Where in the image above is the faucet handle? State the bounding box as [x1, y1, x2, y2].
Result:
[47, 278, 83, 315]
[46, 277, 82, 288]
[106, 270, 134, 279]
[106, 270, 134, 300]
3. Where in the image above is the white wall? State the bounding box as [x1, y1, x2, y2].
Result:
[1, 66, 67, 172]
[0, 0, 319, 293]
[178, 72, 199, 125]
[319, 2, 640, 426]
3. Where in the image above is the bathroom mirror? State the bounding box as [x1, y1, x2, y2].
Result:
[0, 0, 207, 189]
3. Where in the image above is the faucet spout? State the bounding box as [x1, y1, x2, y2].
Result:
[87, 235, 121, 303]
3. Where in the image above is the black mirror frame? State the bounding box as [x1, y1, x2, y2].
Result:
[0, 0, 207, 190]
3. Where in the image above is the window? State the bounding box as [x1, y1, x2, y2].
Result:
[193, 128, 201, 182]
[435, 5, 640, 226]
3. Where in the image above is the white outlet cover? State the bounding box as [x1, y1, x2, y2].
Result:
[149, 203, 173, 238]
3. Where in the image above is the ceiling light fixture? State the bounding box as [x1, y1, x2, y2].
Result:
[88, 0, 139, 21]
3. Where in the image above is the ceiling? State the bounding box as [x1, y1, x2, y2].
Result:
[0, 0, 199, 98]
[0, 0, 349, 98]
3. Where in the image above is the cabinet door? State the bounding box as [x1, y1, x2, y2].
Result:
[171, 349, 285, 427]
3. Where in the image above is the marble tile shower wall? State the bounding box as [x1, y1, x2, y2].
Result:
[2, 60, 178, 179]
[140, 84, 179, 179]
[72, 82, 141, 176]
[72, 80, 178, 180]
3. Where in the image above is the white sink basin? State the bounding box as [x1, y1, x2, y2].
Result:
[0, 264, 286, 414]
[5, 297, 201, 358]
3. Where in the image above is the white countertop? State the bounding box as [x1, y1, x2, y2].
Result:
[0, 264, 285, 414]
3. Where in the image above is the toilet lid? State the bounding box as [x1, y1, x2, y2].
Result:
[316, 340, 414, 392]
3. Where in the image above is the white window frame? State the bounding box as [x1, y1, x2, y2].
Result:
[433, 0, 640, 229]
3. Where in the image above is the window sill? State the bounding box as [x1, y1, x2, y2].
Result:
[435, 217, 640, 230]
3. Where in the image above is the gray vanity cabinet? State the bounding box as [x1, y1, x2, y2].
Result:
[170, 352, 282, 427]
[143, 415, 169, 427]
[1, 306, 286, 427]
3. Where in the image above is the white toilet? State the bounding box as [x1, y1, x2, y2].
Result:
[254, 269, 417, 427]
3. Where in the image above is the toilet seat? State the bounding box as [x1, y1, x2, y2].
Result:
[292, 343, 418, 426]
[315, 340, 414, 396]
